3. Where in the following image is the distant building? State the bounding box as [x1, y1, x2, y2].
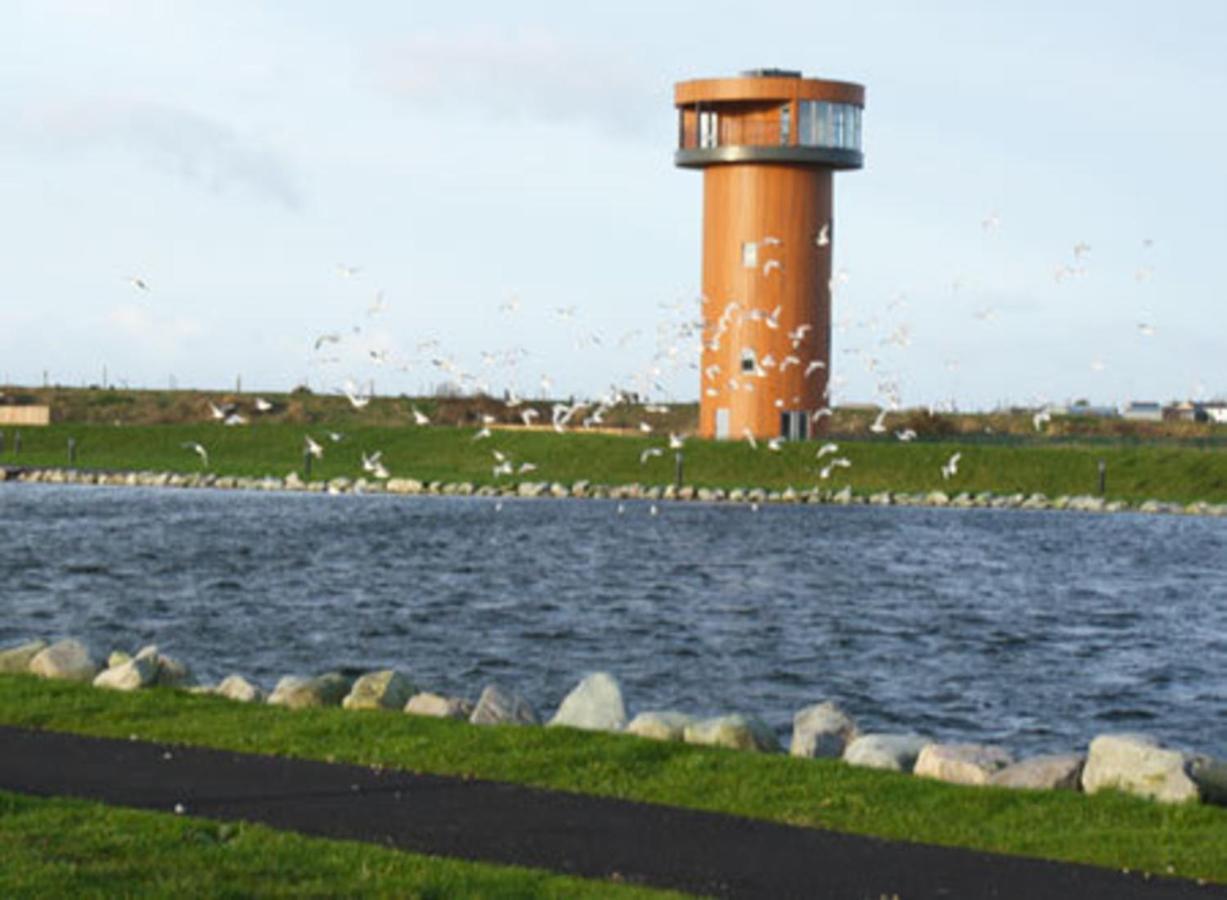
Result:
[1201, 401, 1227, 424]
[1163, 401, 1198, 422]
[1068, 401, 1118, 419]
[1122, 401, 1162, 422]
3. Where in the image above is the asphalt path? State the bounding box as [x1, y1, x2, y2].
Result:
[0, 725, 1222, 899]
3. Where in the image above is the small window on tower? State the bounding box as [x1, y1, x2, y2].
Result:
[740, 348, 757, 374]
[742, 241, 758, 268]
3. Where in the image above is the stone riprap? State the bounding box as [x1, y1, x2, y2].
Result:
[626, 711, 696, 742]
[28, 639, 98, 683]
[683, 715, 779, 753]
[843, 734, 931, 773]
[6, 635, 1227, 811]
[342, 670, 416, 711]
[0, 640, 47, 674]
[268, 673, 354, 710]
[405, 692, 474, 720]
[790, 701, 858, 759]
[988, 754, 1085, 791]
[914, 743, 1014, 786]
[548, 672, 627, 733]
[1081, 733, 1200, 804]
[5, 464, 1227, 519]
[469, 683, 539, 726]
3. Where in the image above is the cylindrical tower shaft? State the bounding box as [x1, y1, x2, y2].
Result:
[699, 164, 832, 441]
[674, 69, 864, 441]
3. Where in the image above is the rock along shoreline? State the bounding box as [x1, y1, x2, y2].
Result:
[4, 638, 1227, 810]
[2, 464, 1225, 518]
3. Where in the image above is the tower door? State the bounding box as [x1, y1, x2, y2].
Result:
[715, 408, 730, 440]
[779, 411, 809, 442]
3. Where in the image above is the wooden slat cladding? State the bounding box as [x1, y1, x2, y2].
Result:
[676, 77, 864, 108]
[697, 165, 833, 440]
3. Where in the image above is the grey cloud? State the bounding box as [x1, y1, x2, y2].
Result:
[30, 99, 302, 210]
[375, 28, 664, 138]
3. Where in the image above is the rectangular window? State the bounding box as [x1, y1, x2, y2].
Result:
[699, 110, 719, 148]
[779, 103, 791, 145]
[741, 241, 758, 268]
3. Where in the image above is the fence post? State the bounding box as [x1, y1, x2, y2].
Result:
[674, 451, 684, 490]
[1097, 459, 1107, 496]
[68, 437, 76, 466]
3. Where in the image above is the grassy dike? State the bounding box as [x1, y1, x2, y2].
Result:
[3, 421, 1227, 505]
[2, 676, 1226, 886]
[0, 791, 678, 898]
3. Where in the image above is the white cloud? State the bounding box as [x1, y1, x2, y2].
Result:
[24, 98, 303, 209]
[374, 27, 661, 137]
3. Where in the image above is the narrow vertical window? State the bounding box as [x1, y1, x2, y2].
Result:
[779, 103, 791, 145]
[741, 241, 758, 269]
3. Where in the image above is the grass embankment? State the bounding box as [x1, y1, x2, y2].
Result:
[0, 791, 675, 899]
[2, 676, 1224, 885]
[4, 421, 1227, 505]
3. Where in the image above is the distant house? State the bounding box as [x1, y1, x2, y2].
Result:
[1068, 401, 1118, 419]
[1122, 401, 1162, 422]
[1201, 402, 1227, 425]
[0, 405, 50, 426]
[1164, 401, 1198, 422]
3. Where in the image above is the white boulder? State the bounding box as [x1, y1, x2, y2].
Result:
[683, 715, 779, 753]
[405, 692, 474, 720]
[626, 711, 696, 742]
[914, 743, 1014, 786]
[342, 670, 416, 711]
[843, 734, 930, 773]
[790, 701, 858, 758]
[0, 640, 47, 674]
[28, 639, 98, 682]
[469, 684, 539, 726]
[1081, 733, 1199, 804]
[548, 672, 627, 732]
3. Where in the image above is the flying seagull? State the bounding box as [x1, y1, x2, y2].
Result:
[181, 442, 208, 466]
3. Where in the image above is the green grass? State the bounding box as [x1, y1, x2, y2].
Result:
[0, 790, 677, 898]
[4, 422, 1227, 505]
[2, 675, 1224, 885]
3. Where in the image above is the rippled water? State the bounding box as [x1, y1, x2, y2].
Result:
[2, 482, 1225, 756]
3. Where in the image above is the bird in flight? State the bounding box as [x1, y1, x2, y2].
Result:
[766, 437, 783, 452]
[762, 259, 783, 277]
[304, 435, 324, 459]
[941, 451, 962, 480]
[1137, 322, 1157, 337]
[342, 383, 370, 409]
[762, 235, 782, 246]
[313, 333, 341, 351]
[519, 408, 540, 427]
[223, 412, 247, 427]
[639, 447, 664, 464]
[128, 276, 150, 291]
[869, 409, 889, 434]
[1032, 409, 1051, 431]
[336, 263, 361, 278]
[815, 223, 830, 247]
[819, 457, 851, 479]
[804, 360, 826, 378]
[410, 406, 430, 426]
[669, 433, 685, 449]
[254, 397, 273, 413]
[895, 429, 917, 442]
[742, 429, 758, 450]
[816, 442, 839, 459]
[181, 442, 208, 466]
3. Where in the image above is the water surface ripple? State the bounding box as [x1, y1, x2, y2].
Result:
[2, 483, 1225, 756]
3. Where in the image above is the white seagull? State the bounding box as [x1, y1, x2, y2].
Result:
[941, 451, 962, 480]
[181, 442, 208, 466]
[639, 447, 664, 464]
[816, 442, 839, 459]
[411, 406, 430, 426]
[815, 223, 830, 247]
[304, 435, 324, 459]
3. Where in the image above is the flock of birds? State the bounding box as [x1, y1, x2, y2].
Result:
[124, 214, 1167, 493]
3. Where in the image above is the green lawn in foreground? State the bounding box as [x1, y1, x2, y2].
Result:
[0, 791, 677, 899]
[3, 422, 1227, 504]
[1, 676, 1223, 885]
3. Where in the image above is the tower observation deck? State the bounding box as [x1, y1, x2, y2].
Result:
[674, 69, 865, 440]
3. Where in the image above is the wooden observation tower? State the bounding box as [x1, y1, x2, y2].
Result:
[674, 69, 865, 440]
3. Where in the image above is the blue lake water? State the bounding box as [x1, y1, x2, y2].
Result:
[2, 482, 1225, 756]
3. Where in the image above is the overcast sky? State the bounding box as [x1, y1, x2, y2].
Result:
[2, 1, 1225, 410]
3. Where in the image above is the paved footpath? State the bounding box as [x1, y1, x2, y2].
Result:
[1, 725, 1223, 899]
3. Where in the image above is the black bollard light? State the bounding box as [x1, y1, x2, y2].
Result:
[674, 451, 684, 490]
[0, 431, 5, 454]
[303, 450, 312, 481]
[13, 431, 20, 455]
[67, 437, 76, 466]
[1097, 459, 1107, 496]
